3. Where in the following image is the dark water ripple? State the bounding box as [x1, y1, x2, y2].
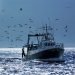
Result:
[0, 50, 74, 75]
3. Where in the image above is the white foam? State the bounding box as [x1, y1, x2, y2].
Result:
[0, 48, 22, 53]
[65, 47, 75, 51]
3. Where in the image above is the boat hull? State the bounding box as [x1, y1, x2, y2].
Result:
[26, 48, 64, 60]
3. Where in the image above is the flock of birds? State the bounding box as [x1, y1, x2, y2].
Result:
[0, 8, 34, 47]
[0, 8, 68, 47]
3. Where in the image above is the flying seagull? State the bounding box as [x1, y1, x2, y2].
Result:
[20, 8, 23, 11]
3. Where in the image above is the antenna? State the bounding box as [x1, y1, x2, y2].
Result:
[48, 17, 54, 35]
[46, 24, 48, 34]
[48, 17, 51, 26]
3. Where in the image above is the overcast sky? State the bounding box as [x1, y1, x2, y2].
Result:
[0, 0, 75, 48]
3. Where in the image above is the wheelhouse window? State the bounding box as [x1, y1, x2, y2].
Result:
[44, 43, 47, 46]
[44, 42, 55, 46]
[48, 43, 50, 46]
[44, 43, 51, 46]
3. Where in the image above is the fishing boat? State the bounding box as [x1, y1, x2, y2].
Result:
[22, 24, 64, 62]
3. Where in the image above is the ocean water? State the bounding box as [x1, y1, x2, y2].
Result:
[0, 48, 74, 75]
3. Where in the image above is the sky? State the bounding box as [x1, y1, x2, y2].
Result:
[0, 0, 75, 48]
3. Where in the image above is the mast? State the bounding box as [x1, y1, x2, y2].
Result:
[46, 24, 48, 34]
[26, 35, 29, 59]
[45, 24, 49, 40]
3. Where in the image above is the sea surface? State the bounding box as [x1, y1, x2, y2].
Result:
[0, 48, 74, 75]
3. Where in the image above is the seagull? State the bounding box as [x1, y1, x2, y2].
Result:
[4, 30, 8, 32]
[20, 31, 23, 32]
[55, 18, 60, 20]
[18, 24, 23, 27]
[64, 34, 66, 37]
[20, 8, 23, 11]
[10, 39, 13, 42]
[29, 18, 33, 23]
[29, 18, 32, 20]
[66, 6, 71, 8]
[29, 20, 33, 23]
[64, 25, 68, 32]
[65, 25, 67, 28]
[10, 17, 14, 19]
[7, 26, 11, 28]
[29, 26, 31, 28]
[12, 29, 16, 31]
[56, 28, 58, 31]
[25, 24, 27, 25]
[6, 36, 9, 39]
[65, 29, 68, 32]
